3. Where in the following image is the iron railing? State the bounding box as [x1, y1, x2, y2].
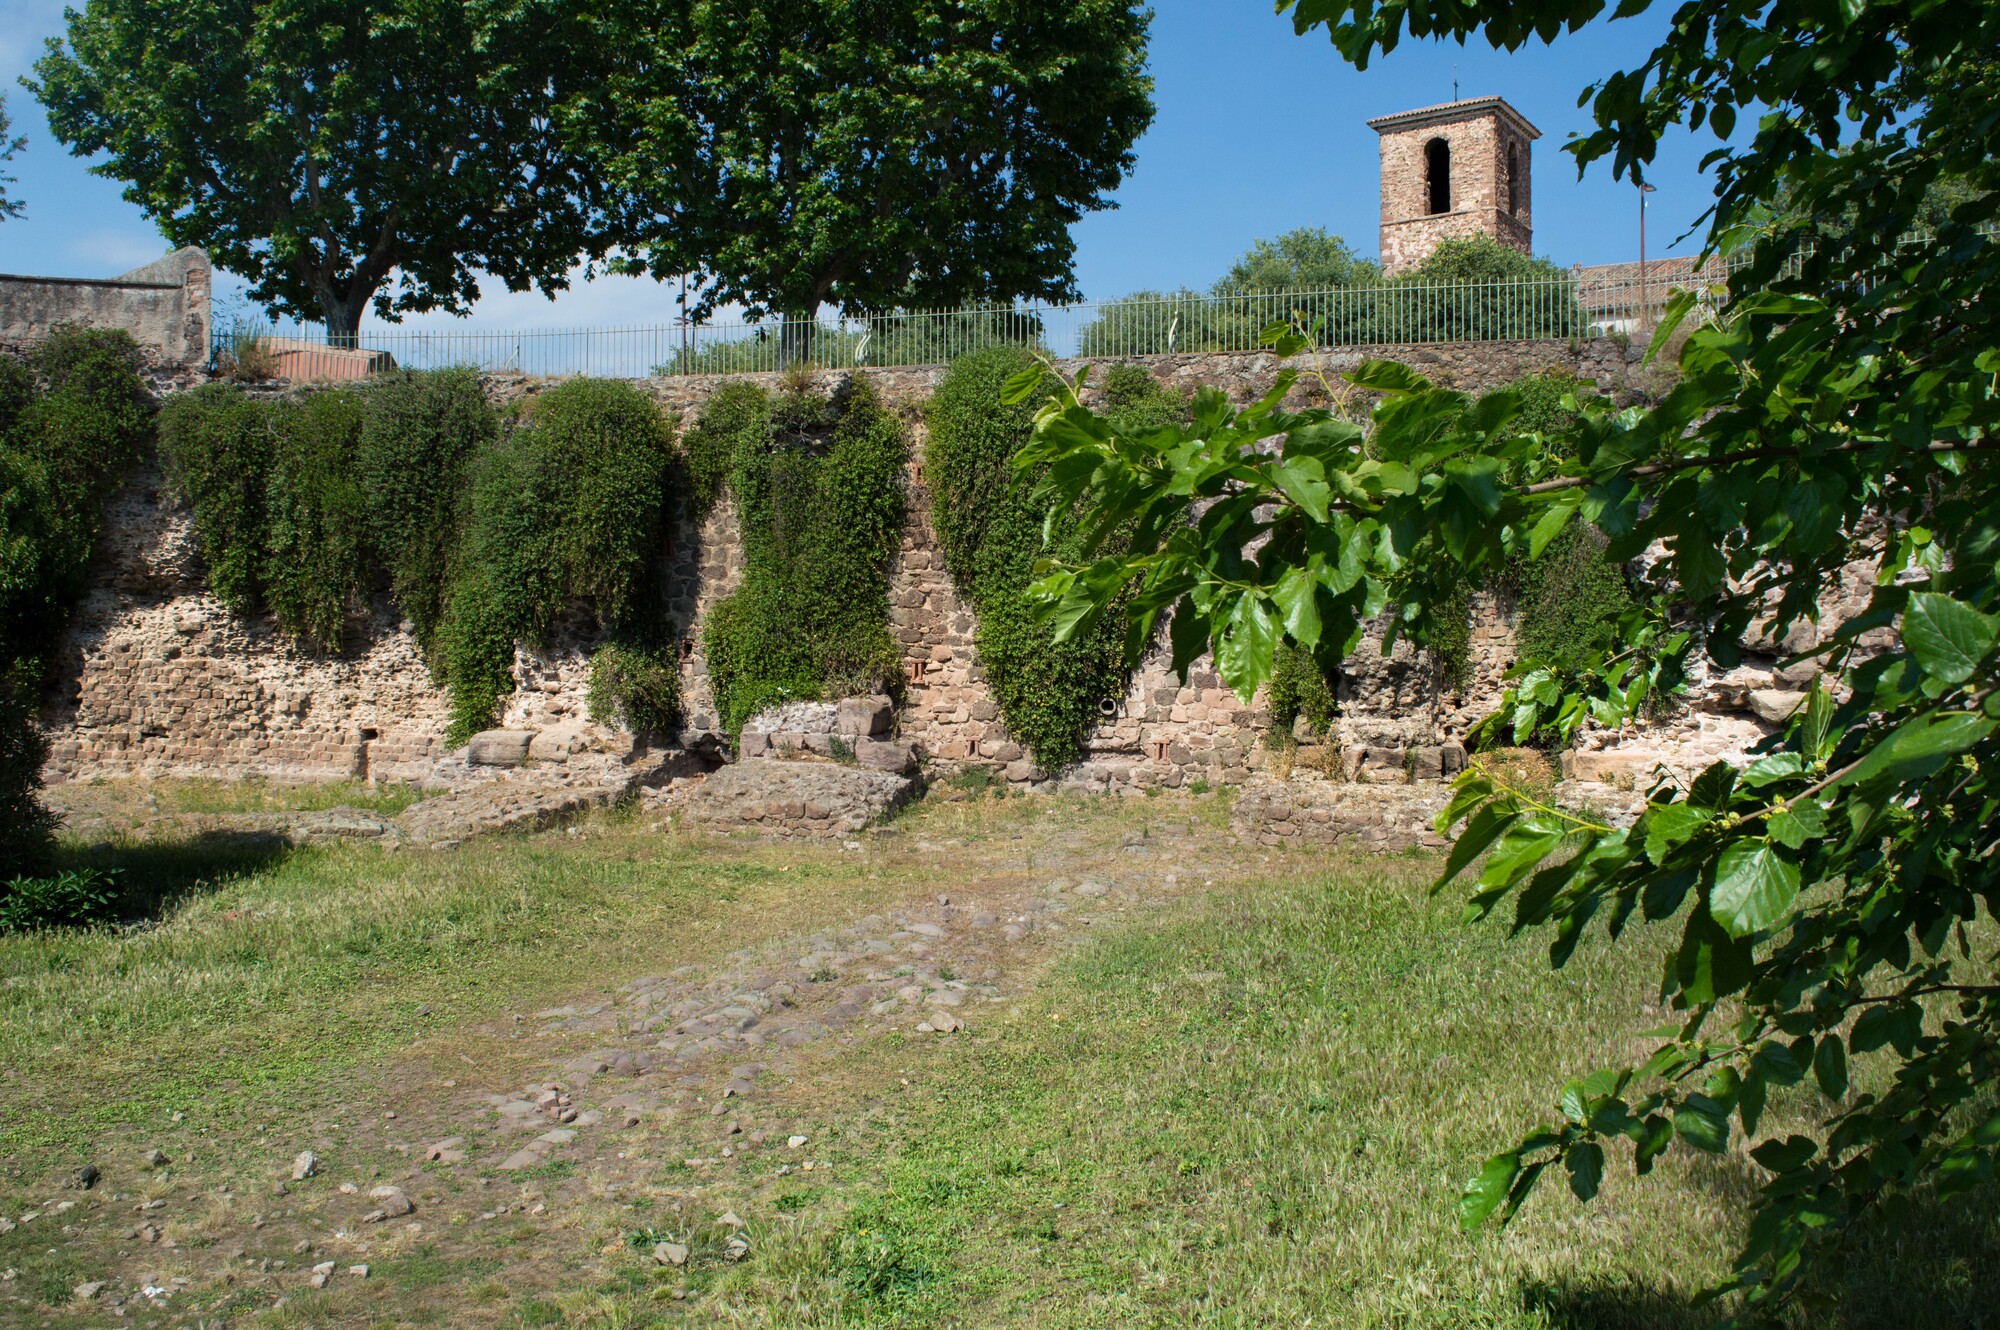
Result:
[211, 269, 1730, 381]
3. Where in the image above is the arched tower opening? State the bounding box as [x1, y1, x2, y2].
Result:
[1425, 138, 1452, 214]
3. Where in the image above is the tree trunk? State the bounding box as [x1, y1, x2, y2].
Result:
[779, 304, 819, 367]
[317, 289, 371, 350]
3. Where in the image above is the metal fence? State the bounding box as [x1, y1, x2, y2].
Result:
[212, 269, 1725, 381]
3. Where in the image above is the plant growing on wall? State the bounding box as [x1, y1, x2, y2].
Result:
[437, 378, 680, 741]
[0, 329, 152, 876]
[355, 369, 494, 656]
[927, 352, 1195, 769]
[158, 373, 682, 742]
[699, 378, 907, 738]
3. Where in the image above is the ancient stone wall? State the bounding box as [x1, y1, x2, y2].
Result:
[0, 248, 212, 377]
[44, 337, 1773, 796]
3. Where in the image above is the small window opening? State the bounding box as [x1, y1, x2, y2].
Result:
[1507, 143, 1520, 215]
[1425, 138, 1452, 214]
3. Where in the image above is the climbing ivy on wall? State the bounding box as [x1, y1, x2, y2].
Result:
[927, 350, 1187, 769]
[1264, 642, 1339, 746]
[158, 373, 684, 745]
[0, 328, 154, 875]
[699, 378, 908, 740]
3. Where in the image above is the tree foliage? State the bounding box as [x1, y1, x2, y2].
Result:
[30, 0, 606, 342]
[586, 0, 1153, 346]
[0, 94, 25, 222]
[1009, 0, 2000, 1309]
[1213, 227, 1381, 295]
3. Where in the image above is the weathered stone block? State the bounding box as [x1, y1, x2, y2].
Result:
[467, 730, 535, 767]
[835, 695, 896, 737]
[854, 739, 915, 774]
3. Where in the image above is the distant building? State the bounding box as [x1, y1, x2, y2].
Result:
[1368, 97, 1539, 277]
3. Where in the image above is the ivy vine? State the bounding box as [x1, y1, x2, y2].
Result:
[158, 373, 684, 745]
[0, 328, 154, 875]
[699, 377, 908, 740]
[927, 351, 1185, 770]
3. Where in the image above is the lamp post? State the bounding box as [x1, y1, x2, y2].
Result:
[1638, 180, 1657, 331]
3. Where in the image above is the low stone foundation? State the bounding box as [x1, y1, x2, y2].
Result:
[681, 759, 917, 837]
[1231, 779, 1454, 851]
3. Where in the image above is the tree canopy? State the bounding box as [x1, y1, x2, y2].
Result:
[29, 0, 608, 342]
[1009, 0, 2000, 1315]
[1213, 227, 1380, 294]
[585, 0, 1153, 344]
[0, 95, 24, 222]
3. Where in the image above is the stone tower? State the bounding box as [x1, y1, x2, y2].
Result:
[1367, 97, 1539, 277]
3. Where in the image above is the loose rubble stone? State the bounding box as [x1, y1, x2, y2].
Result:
[290, 1151, 318, 1181]
[654, 1242, 689, 1267]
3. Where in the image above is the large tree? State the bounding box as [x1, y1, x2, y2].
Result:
[1010, 0, 2000, 1316]
[586, 0, 1154, 358]
[29, 0, 608, 344]
[1212, 226, 1380, 294]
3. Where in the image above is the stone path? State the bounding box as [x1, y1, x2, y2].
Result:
[11, 812, 1247, 1324]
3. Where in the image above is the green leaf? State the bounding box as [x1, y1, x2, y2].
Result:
[1459, 1151, 1520, 1229]
[1565, 1141, 1605, 1201]
[1640, 802, 1710, 862]
[1270, 455, 1332, 522]
[1901, 591, 1999, 685]
[1439, 803, 1513, 885]
[1814, 1036, 1849, 1100]
[1270, 566, 1323, 648]
[1213, 593, 1278, 702]
[1751, 1135, 1818, 1172]
[1345, 360, 1432, 395]
[1835, 711, 1996, 788]
[1767, 799, 1828, 850]
[1674, 1097, 1729, 1153]
[999, 365, 1046, 406]
[1710, 841, 1801, 937]
[1687, 761, 1738, 811]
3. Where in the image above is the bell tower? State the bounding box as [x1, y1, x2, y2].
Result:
[1367, 96, 1539, 277]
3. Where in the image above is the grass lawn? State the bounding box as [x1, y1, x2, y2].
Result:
[0, 786, 1992, 1329]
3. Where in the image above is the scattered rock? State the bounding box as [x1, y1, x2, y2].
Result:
[349, 1264, 369, 1278]
[144, 1149, 168, 1169]
[787, 1135, 808, 1149]
[1748, 688, 1807, 726]
[367, 1186, 414, 1218]
[73, 1281, 107, 1301]
[68, 1164, 100, 1190]
[724, 1236, 751, 1261]
[290, 1151, 318, 1181]
[1072, 879, 1109, 898]
[716, 1211, 745, 1230]
[653, 1241, 689, 1267]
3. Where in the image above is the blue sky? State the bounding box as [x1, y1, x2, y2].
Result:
[0, 0, 1735, 333]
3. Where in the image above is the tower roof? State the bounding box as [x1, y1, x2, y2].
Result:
[1366, 96, 1541, 141]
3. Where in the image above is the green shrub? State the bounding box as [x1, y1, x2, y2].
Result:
[1265, 643, 1338, 745]
[437, 379, 678, 741]
[0, 866, 122, 932]
[587, 641, 681, 734]
[355, 369, 495, 654]
[680, 380, 766, 522]
[0, 668, 56, 878]
[1513, 524, 1634, 677]
[702, 379, 907, 739]
[0, 330, 152, 877]
[157, 383, 275, 614]
[927, 351, 1185, 769]
[263, 391, 370, 651]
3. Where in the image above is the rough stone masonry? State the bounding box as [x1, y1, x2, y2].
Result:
[39, 338, 1856, 826]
